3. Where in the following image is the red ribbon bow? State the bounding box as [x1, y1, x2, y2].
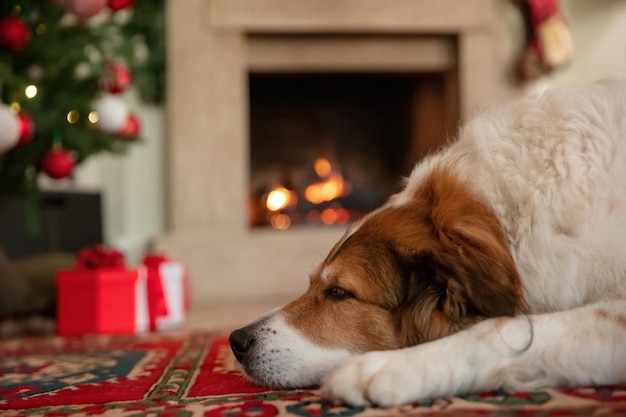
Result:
[143, 254, 170, 331]
[76, 244, 125, 270]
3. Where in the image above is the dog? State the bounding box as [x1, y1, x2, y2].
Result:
[229, 80, 626, 407]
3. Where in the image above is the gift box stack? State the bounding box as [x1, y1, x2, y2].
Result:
[55, 245, 190, 336]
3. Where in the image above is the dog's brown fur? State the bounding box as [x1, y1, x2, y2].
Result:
[281, 169, 524, 352]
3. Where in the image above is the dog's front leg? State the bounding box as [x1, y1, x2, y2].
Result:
[321, 299, 626, 407]
[320, 316, 517, 407]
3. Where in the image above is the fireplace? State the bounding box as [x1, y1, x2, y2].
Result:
[160, 0, 521, 306]
[249, 71, 458, 229]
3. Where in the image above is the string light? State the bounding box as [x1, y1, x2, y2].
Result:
[35, 24, 46, 36]
[9, 102, 20, 113]
[67, 110, 79, 124]
[88, 111, 100, 123]
[25, 85, 38, 99]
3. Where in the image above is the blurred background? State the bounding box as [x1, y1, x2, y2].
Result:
[0, 0, 625, 334]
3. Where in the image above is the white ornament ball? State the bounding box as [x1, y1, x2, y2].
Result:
[92, 94, 129, 133]
[65, 0, 107, 20]
[0, 104, 20, 153]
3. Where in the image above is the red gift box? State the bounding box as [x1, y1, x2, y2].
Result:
[56, 245, 149, 336]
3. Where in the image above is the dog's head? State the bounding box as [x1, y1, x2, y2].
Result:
[230, 168, 523, 388]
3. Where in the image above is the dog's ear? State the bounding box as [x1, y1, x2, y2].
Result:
[395, 186, 522, 346]
[396, 227, 520, 345]
[432, 213, 521, 318]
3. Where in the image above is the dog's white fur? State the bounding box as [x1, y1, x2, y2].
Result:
[233, 80, 626, 406]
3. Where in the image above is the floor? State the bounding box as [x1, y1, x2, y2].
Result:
[185, 296, 290, 333]
[0, 298, 291, 339]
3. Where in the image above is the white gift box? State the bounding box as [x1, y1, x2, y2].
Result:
[143, 256, 190, 331]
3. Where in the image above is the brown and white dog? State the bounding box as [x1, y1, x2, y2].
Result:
[229, 81, 626, 407]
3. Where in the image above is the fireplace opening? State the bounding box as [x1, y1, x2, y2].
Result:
[248, 72, 458, 229]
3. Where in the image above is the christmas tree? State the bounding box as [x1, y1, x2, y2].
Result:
[0, 0, 164, 198]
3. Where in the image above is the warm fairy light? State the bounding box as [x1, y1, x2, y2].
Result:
[67, 110, 79, 124]
[35, 24, 46, 35]
[314, 157, 332, 178]
[25, 85, 38, 99]
[88, 111, 100, 123]
[266, 186, 291, 211]
[10, 102, 20, 113]
[270, 213, 291, 230]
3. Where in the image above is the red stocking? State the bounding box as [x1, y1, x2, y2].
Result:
[518, 0, 574, 81]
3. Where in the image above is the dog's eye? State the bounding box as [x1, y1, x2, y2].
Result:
[326, 286, 354, 300]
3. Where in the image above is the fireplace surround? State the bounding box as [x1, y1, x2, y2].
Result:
[158, 0, 521, 307]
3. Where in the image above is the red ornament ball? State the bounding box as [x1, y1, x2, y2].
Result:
[108, 0, 134, 12]
[119, 113, 140, 137]
[0, 16, 30, 52]
[65, 0, 107, 20]
[41, 148, 74, 179]
[17, 111, 35, 145]
[98, 61, 132, 94]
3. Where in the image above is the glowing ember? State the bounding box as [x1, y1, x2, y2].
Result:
[314, 157, 332, 178]
[271, 213, 291, 229]
[321, 208, 337, 225]
[335, 208, 351, 224]
[254, 158, 359, 228]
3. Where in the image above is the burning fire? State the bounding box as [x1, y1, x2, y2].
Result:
[263, 157, 353, 229]
[266, 186, 293, 211]
[305, 158, 352, 205]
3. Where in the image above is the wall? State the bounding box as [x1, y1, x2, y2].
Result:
[529, 0, 626, 89]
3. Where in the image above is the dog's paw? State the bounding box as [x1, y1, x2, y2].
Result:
[320, 350, 421, 407]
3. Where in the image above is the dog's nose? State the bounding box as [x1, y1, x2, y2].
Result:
[229, 328, 255, 362]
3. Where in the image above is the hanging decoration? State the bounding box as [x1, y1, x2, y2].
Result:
[0, 16, 30, 52]
[92, 94, 130, 133]
[119, 113, 141, 137]
[98, 61, 132, 94]
[108, 0, 135, 12]
[17, 111, 35, 146]
[40, 146, 75, 179]
[64, 0, 108, 20]
[517, 0, 574, 81]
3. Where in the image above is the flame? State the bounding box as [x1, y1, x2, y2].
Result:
[305, 172, 351, 204]
[314, 158, 332, 178]
[266, 186, 293, 211]
[260, 158, 354, 227]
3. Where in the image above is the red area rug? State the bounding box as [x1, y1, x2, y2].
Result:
[1, 331, 625, 416]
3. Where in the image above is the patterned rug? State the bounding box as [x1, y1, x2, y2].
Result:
[1, 331, 625, 416]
